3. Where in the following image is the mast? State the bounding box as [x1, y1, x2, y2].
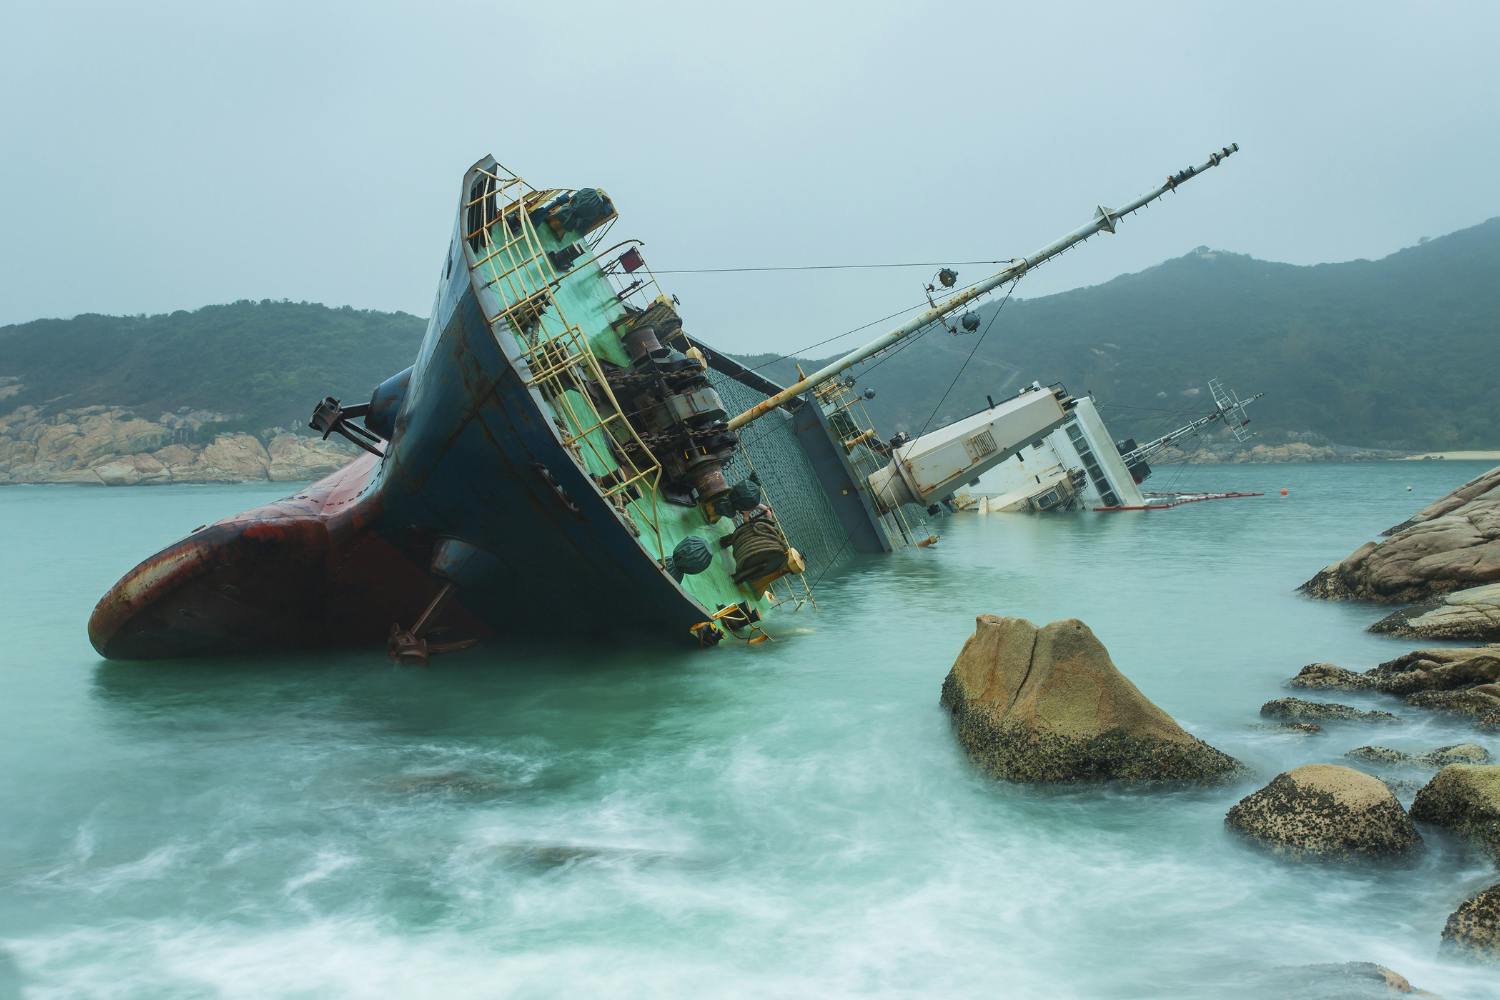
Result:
[1119, 387, 1264, 466]
[726, 143, 1241, 431]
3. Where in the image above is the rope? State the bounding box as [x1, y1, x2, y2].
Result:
[728, 517, 790, 583]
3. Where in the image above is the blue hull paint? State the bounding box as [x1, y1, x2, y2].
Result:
[88, 156, 881, 659]
[374, 254, 715, 644]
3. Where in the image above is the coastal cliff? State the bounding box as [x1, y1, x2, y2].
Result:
[0, 404, 350, 485]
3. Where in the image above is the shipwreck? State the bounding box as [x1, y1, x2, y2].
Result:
[89, 145, 1239, 661]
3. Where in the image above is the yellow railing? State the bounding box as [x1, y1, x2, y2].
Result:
[816, 378, 928, 545]
[463, 163, 668, 561]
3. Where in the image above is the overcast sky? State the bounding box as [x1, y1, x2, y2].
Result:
[2, 1, 1496, 355]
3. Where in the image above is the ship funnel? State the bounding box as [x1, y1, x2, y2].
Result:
[727, 142, 1241, 431]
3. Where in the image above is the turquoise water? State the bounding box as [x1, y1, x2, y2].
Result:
[1, 462, 1497, 999]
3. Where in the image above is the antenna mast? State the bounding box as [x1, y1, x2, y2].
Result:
[726, 143, 1241, 431]
[1120, 382, 1264, 466]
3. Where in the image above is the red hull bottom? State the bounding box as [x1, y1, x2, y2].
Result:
[87, 455, 488, 660]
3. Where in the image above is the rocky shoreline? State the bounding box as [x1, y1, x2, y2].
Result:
[1159, 438, 1414, 464]
[939, 603, 1500, 975]
[1302, 464, 1500, 640]
[3, 397, 1491, 486]
[0, 404, 351, 486]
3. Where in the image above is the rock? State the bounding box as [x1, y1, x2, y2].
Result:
[1367, 648, 1500, 696]
[1278, 722, 1324, 734]
[1409, 764, 1500, 862]
[1405, 686, 1500, 730]
[152, 443, 198, 468]
[1420, 743, 1493, 766]
[1373, 583, 1500, 642]
[0, 402, 353, 485]
[92, 452, 169, 486]
[1290, 662, 1374, 691]
[1161, 439, 1406, 465]
[1225, 764, 1423, 859]
[1260, 697, 1399, 724]
[1346, 746, 1413, 765]
[1441, 882, 1500, 962]
[1256, 962, 1434, 998]
[1389, 465, 1500, 534]
[939, 615, 1243, 784]
[1345, 743, 1492, 767]
[1301, 464, 1500, 603]
[1284, 648, 1500, 728]
[266, 433, 350, 482]
[193, 433, 270, 480]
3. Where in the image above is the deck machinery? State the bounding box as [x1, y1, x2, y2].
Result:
[89, 145, 1239, 660]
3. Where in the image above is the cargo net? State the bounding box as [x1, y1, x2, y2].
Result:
[708, 371, 855, 589]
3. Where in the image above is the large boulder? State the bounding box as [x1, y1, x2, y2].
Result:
[1372, 583, 1500, 642]
[939, 615, 1242, 784]
[1441, 882, 1500, 963]
[1409, 764, 1500, 862]
[1260, 697, 1398, 724]
[1301, 465, 1500, 603]
[1225, 764, 1423, 859]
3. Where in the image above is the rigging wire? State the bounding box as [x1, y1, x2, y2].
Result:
[806, 535, 854, 592]
[745, 301, 932, 373]
[853, 316, 942, 378]
[741, 268, 1012, 375]
[909, 276, 1026, 443]
[1096, 400, 1210, 417]
[650, 259, 1012, 275]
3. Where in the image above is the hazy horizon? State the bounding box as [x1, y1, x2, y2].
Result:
[4, 210, 1495, 332]
[2, 1, 1497, 354]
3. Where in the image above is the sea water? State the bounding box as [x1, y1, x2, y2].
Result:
[1, 462, 1496, 999]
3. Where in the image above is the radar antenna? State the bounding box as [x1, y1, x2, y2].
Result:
[1208, 377, 1255, 443]
[1118, 380, 1264, 466]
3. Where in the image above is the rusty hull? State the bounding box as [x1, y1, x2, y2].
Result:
[87, 455, 487, 660]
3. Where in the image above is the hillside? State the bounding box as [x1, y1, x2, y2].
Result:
[0, 301, 425, 434]
[1, 220, 1497, 484]
[0, 302, 424, 484]
[742, 218, 1500, 451]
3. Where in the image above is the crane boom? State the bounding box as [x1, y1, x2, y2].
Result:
[726, 143, 1241, 431]
[1120, 390, 1265, 465]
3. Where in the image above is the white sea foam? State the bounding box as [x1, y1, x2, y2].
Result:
[6, 468, 1500, 997]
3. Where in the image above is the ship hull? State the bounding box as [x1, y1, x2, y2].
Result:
[89, 250, 721, 660]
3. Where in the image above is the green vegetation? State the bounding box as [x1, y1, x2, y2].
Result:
[0, 301, 425, 433]
[2, 218, 1496, 450]
[745, 218, 1500, 450]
